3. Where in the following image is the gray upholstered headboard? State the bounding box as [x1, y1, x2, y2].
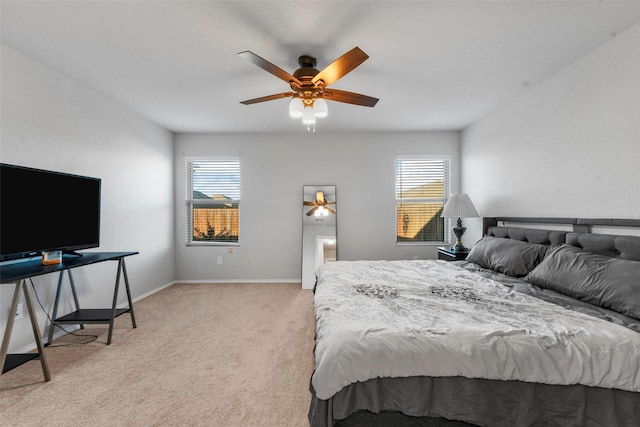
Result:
[566, 232, 640, 261]
[483, 216, 640, 234]
[483, 217, 640, 261]
[486, 226, 566, 246]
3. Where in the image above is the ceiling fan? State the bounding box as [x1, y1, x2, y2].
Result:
[238, 47, 379, 112]
[304, 191, 336, 217]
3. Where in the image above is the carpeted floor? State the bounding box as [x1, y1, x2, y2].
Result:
[1, 283, 315, 426]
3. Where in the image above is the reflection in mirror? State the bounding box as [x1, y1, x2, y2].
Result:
[302, 185, 336, 289]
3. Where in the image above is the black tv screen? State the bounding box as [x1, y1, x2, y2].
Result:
[1, 163, 101, 261]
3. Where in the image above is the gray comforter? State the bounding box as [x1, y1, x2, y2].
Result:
[312, 260, 640, 401]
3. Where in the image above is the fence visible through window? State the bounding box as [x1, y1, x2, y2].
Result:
[396, 157, 449, 244]
[187, 158, 240, 245]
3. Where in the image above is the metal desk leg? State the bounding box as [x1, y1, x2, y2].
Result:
[47, 271, 65, 345]
[1, 280, 50, 382]
[23, 281, 51, 381]
[106, 259, 137, 345]
[106, 260, 124, 345]
[121, 259, 137, 328]
[0, 283, 21, 375]
[47, 270, 85, 346]
[67, 270, 84, 330]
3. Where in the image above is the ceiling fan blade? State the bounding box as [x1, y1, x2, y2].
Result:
[240, 92, 295, 105]
[311, 47, 369, 88]
[306, 206, 318, 216]
[322, 89, 379, 107]
[238, 51, 303, 87]
[325, 201, 336, 205]
[327, 207, 337, 215]
[303, 201, 316, 206]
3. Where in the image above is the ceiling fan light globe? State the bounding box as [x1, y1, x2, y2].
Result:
[289, 98, 304, 118]
[313, 99, 328, 118]
[302, 107, 316, 125]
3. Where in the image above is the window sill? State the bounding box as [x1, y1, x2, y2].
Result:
[395, 242, 449, 247]
[187, 242, 240, 247]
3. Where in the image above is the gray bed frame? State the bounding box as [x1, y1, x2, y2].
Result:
[309, 217, 640, 427]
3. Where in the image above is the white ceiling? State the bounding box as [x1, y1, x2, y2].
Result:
[2, 1, 640, 134]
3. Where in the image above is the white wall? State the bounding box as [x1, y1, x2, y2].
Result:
[461, 23, 640, 244]
[0, 45, 175, 352]
[175, 131, 460, 282]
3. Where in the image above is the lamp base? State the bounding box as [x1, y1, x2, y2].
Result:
[451, 243, 469, 253]
[451, 220, 468, 253]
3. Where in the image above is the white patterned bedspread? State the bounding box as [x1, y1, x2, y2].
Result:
[312, 260, 640, 400]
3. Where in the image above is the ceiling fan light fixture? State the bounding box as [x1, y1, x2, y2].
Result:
[313, 98, 328, 118]
[239, 47, 378, 132]
[289, 98, 304, 118]
[302, 106, 316, 125]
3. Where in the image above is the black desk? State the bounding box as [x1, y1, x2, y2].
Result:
[1, 252, 137, 381]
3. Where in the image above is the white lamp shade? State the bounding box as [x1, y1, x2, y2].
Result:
[289, 98, 304, 118]
[313, 99, 328, 118]
[302, 107, 316, 124]
[441, 193, 480, 218]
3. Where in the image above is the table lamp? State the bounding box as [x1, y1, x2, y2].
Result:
[441, 193, 479, 253]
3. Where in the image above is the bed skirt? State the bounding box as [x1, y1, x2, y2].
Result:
[308, 376, 640, 427]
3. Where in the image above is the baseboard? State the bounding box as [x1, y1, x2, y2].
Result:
[128, 280, 176, 303]
[175, 279, 301, 284]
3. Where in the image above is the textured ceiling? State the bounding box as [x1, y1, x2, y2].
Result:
[2, 1, 640, 133]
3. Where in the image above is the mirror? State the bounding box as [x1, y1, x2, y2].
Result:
[302, 185, 337, 289]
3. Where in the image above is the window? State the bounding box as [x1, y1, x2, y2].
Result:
[186, 157, 240, 245]
[396, 156, 450, 244]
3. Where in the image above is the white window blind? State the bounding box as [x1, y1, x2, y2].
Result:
[395, 157, 450, 244]
[186, 158, 240, 245]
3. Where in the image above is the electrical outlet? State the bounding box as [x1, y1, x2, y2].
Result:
[217, 256, 223, 265]
[15, 303, 24, 320]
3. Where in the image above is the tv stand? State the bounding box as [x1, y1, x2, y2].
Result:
[1, 251, 137, 382]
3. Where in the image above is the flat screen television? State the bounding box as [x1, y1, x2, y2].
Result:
[1, 163, 101, 262]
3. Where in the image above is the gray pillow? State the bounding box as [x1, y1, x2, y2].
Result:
[527, 244, 640, 319]
[466, 236, 549, 277]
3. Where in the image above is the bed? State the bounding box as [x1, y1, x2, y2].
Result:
[308, 217, 640, 427]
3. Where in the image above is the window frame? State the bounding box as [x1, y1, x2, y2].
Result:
[185, 156, 240, 247]
[395, 155, 451, 246]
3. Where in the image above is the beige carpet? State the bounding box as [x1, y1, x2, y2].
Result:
[1, 283, 315, 427]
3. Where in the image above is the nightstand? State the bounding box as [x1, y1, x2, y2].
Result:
[437, 247, 469, 261]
